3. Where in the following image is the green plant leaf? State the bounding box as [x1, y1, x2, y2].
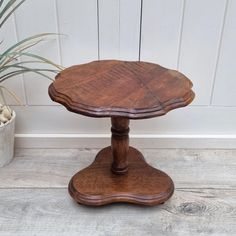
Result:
[1, 33, 57, 58]
[0, 60, 46, 72]
[0, 85, 22, 105]
[0, 0, 16, 18]
[0, 64, 58, 74]
[19, 52, 63, 70]
[0, 70, 28, 81]
[0, 68, 55, 83]
[0, 0, 18, 20]
[2, 51, 64, 70]
[0, 0, 4, 9]
[0, 0, 26, 28]
[0, 84, 7, 105]
[0, 39, 44, 66]
[0, 36, 64, 71]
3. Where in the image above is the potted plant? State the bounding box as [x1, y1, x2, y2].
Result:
[0, 0, 62, 166]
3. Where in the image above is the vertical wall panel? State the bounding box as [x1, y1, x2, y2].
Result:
[99, 0, 141, 60]
[14, 0, 60, 105]
[57, 0, 98, 67]
[99, 0, 119, 59]
[0, 13, 25, 105]
[178, 0, 226, 105]
[140, 0, 183, 68]
[119, 0, 141, 60]
[212, 0, 236, 106]
[3, 0, 236, 138]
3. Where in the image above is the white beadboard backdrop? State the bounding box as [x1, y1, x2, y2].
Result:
[1, 0, 236, 148]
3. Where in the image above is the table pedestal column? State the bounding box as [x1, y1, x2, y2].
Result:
[111, 117, 129, 174]
[68, 117, 174, 206]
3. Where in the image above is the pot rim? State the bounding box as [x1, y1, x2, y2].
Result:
[0, 110, 16, 129]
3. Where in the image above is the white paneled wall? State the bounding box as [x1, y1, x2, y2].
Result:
[14, 0, 60, 105]
[212, 0, 236, 106]
[99, 0, 141, 60]
[178, 0, 227, 105]
[1, 0, 236, 148]
[0, 9, 26, 105]
[57, 0, 98, 66]
[141, 0, 184, 68]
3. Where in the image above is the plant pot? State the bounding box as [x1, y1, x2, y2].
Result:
[0, 111, 15, 167]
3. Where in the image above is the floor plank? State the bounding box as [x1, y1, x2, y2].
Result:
[0, 148, 235, 188]
[0, 149, 236, 235]
[0, 188, 235, 236]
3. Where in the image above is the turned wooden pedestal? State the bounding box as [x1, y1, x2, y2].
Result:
[69, 117, 174, 205]
[49, 60, 194, 206]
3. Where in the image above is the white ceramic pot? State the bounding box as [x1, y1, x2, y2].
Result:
[0, 111, 15, 167]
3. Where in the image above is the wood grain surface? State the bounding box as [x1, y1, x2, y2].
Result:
[0, 188, 235, 236]
[111, 117, 130, 174]
[49, 60, 195, 119]
[0, 149, 236, 235]
[0, 148, 235, 189]
[69, 147, 174, 206]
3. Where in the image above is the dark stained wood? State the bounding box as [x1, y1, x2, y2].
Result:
[49, 60, 195, 119]
[68, 146, 174, 206]
[111, 117, 130, 174]
[68, 116, 175, 206]
[49, 60, 194, 206]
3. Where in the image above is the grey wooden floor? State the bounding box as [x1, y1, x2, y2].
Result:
[0, 148, 235, 236]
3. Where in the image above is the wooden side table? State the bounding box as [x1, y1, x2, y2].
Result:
[49, 60, 194, 206]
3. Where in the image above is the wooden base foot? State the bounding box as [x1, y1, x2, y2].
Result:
[68, 146, 174, 206]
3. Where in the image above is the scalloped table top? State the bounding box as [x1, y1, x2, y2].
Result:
[49, 60, 195, 119]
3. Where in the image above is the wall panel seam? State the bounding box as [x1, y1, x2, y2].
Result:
[209, 0, 229, 105]
[118, 0, 121, 59]
[138, 0, 143, 61]
[97, 0, 100, 60]
[12, 12, 28, 105]
[176, 0, 186, 70]
[54, 0, 63, 66]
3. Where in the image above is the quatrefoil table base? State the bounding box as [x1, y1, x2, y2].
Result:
[49, 60, 194, 206]
[68, 118, 174, 206]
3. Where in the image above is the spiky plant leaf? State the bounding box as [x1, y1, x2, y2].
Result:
[0, 1, 63, 105]
[0, 0, 26, 28]
[0, 85, 21, 105]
